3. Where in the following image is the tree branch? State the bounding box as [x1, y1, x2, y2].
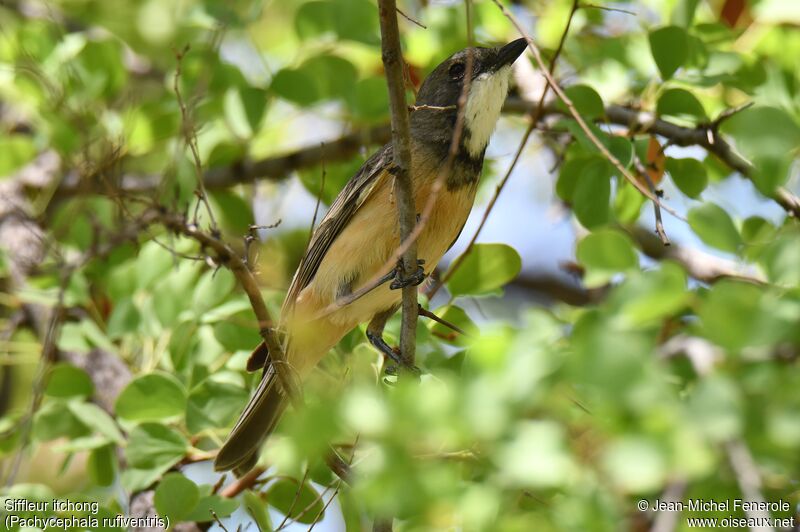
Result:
[43, 100, 800, 219]
[378, 0, 418, 371]
[505, 99, 800, 219]
[628, 225, 764, 285]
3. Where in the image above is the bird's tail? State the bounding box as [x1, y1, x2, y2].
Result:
[214, 342, 287, 475]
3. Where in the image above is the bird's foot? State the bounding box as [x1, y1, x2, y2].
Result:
[390, 259, 426, 290]
[366, 331, 421, 378]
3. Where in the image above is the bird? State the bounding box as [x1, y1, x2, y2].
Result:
[214, 38, 528, 474]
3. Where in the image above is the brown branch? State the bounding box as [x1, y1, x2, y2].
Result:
[629, 225, 764, 285]
[156, 210, 280, 349]
[219, 467, 265, 498]
[512, 272, 608, 306]
[506, 99, 800, 219]
[44, 100, 800, 219]
[153, 209, 352, 484]
[378, 0, 419, 371]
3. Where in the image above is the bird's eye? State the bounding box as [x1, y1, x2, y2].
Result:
[448, 62, 466, 79]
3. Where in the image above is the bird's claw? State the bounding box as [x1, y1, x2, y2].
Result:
[390, 259, 426, 290]
[383, 362, 422, 380]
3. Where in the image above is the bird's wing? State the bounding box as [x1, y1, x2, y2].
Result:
[281, 143, 394, 316]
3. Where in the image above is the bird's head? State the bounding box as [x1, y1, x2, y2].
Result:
[411, 38, 527, 159]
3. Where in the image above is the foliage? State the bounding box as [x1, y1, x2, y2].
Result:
[1, 0, 799, 530]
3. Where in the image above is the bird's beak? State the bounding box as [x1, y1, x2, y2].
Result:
[495, 38, 527, 69]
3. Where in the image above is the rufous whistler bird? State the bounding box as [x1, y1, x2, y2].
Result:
[215, 38, 528, 474]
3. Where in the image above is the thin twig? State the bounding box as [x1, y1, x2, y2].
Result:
[3, 271, 69, 487]
[308, 145, 327, 248]
[210, 509, 231, 532]
[276, 468, 310, 530]
[710, 101, 754, 127]
[396, 6, 426, 28]
[173, 44, 219, 233]
[632, 154, 670, 245]
[408, 104, 457, 112]
[417, 306, 468, 336]
[580, 3, 637, 16]
[492, 0, 685, 222]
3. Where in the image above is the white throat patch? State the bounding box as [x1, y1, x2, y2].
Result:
[463, 65, 512, 158]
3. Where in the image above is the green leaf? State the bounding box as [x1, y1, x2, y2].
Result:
[136, 241, 175, 291]
[347, 77, 390, 123]
[572, 158, 611, 228]
[561, 121, 632, 168]
[206, 141, 246, 168]
[68, 401, 124, 444]
[184, 495, 239, 522]
[721, 106, 800, 160]
[106, 297, 141, 338]
[672, 0, 700, 27]
[301, 54, 358, 101]
[760, 231, 800, 287]
[0, 135, 37, 175]
[155, 473, 200, 522]
[333, 0, 379, 44]
[556, 155, 598, 201]
[696, 280, 795, 351]
[125, 423, 188, 470]
[576, 229, 638, 287]
[294, 1, 335, 39]
[208, 190, 255, 235]
[611, 262, 689, 325]
[649, 26, 689, 79]
[186, 379, 248, 433]
[427, 305, 478, 347]
[265, 478, 324, 524]
[243, 490, 273, 532]
[687, 203, 741, 253]
[603, 437, 666, 493]
[559, 85, 604, 119]
[720, 106, 800, 194]
[497, 421, 575, 489]
[115, 373, 187, 422]
[666, 157, 708, 198]
[657, 88, 707, 121]
[687, 376, 742, 441]
[270, 68, 318, 105]
[213, 309, 261, 351]
[45, 363, 93, 398]
[192, 268, 236, 316]
[445, 243, 522, 297]
[33, 401, 90, 441]
[88, 444, 115, 487]
[613, 179, 646, 224]
[224, 87, 268, 137]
